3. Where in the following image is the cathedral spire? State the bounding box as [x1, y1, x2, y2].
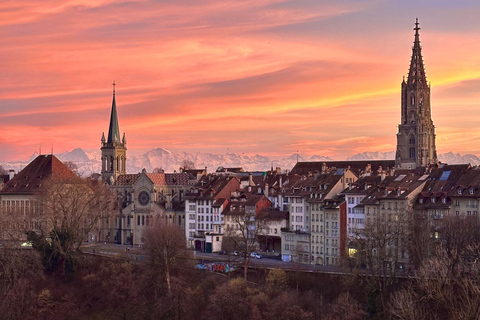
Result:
[407, 18, 428, 88]
[395, 19, 437, 170]
[107, 81, 121, 144]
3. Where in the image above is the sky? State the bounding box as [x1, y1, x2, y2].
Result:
[1, 0, 480, 161]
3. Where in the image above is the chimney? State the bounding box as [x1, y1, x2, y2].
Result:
[377, 166, 383, 175]
[381, 171, 385, 181]
[265, 183, 269, 197]
[321, 163, 326, 174]
[8, 169, 14, 180]
[390, 167, 395, 176]
[366, 164, 371, 174]
[314, 170, 320, 180]
[204, 166, 207, 175]
[249, 172, 255, 186]
[279, 176, 283, 187]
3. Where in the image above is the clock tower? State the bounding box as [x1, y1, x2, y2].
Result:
[395, 19, 437, 170]
[101, 82, 127, 184]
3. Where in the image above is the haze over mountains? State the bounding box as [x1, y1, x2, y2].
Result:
[2, 148, 480, 177]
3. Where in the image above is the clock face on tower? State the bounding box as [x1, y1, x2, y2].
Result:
[138, 191, 150, 206]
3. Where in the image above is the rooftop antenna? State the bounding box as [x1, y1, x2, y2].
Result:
[39, 144, 41, 155]
[51, 144, 53, 155]
[112, 80, 116, 95]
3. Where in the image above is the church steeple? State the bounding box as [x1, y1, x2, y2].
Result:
[395, 20, 437, 170]
[407, 18, 428, 89]
[107, 81, 121, 144]
[101, 82, 127, 184]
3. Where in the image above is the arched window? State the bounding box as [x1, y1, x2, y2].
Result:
[409, 135, 415, 159]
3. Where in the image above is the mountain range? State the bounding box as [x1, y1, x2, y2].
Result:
[2, 148, 480, 177]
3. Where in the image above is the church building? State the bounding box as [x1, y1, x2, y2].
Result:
[395, 19, 438, 170]
[100, 84, 194, 245]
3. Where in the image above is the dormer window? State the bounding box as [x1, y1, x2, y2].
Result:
[442, 197, 447, 204]
[470, 188, 475, 195]
[431, 197, 436, 203]
[458, 188, 463, 195]
[419, 198, 423, 204]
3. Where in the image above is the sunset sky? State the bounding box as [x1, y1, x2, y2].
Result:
[2, 0, 480, 161]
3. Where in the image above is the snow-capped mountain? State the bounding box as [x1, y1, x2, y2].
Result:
[347, 151, 396, 161]
[2, 148, 480, 177]
[438, 152, 480, 165]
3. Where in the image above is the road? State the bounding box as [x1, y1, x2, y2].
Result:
[83, 242, 343, 274]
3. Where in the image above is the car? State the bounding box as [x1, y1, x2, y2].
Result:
[218, 250, 228, 255]
[250, 252, 261, 259]
[233, 251, 240, 256]
[196, 263, 207, 271]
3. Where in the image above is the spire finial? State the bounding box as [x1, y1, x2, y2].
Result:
[112, 80, 116, 95]
[414, 18, 420, 35]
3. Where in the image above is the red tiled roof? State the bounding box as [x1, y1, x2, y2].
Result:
[115, 172, 190, 186]
[0, 155, 78, 194]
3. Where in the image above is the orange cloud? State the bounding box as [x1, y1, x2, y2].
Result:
[1, 1, 480, 163]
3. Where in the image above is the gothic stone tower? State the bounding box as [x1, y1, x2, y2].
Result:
[101, 82, 127, 184]
[395, 19, 437, 170]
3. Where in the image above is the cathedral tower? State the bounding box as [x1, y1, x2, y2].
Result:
[101, 82, 127, 184]
[395, 19, 437, 170]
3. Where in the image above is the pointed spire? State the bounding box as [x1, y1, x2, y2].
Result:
[407, 18, 427, 88]
[101, 132, 106, 143]
[107, 81, 121, 144]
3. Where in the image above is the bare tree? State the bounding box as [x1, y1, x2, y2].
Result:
[348, 205, 410, 315]
[224, 209, 267, 280]
[181, 160, 195, 170]
[142, 220, 192, 297]
[0, 206, 42, 291]
[28, 177, 115, 276]
[63, 161, 81, 177]
[389, 216, 480, 320]
[152, 167, 164, 174]
[0, 165, 8, 175]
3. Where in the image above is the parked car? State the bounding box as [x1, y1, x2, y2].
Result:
[250, 252, 262, 259]
[196, 263, 207, 270]
[218, 250, 228, 255]
[233, 251, 240, 256]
